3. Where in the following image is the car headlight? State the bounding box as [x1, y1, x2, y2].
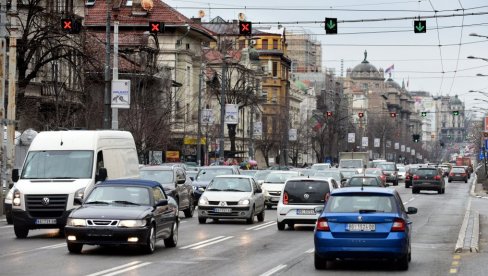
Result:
[238, 198, 250, 205]
[118, 220, 146, 228]
[199, 196, 209, 206]
[12, 189, 21, 206]
[67, 218, 87, 227]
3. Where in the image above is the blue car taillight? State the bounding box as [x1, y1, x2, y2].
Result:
[316, 217, 330, 231]
[390, 218, 406, 232]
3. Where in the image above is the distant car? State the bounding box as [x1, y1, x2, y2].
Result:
[448, 167, 468, 183]
[453, 166, 470, 179]
[405, 165, 420, 188]
[198, 175, 265, 224]
[376, 162, 399, 186]
[397, 166, 406, 181]
[311, 163, 332, 170]
[438, 165, 450, 177]
[364, 168, 387, 185]
[160, 162, 188, 171]
[412, 167, 445, 194]
[339, 169, 358, 182]
[277, 177, 337, 230]
[313, 170, 346, 186]
[65, 179, 179, 254]
[343, 175, 386, 188]
[314, 187, 417, 270]
[192, 166, 240, 201]
[139, 166, 195, 218]
[261, 171, 302, 209]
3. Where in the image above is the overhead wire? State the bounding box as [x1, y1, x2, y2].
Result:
[447, 0, 466, 96]
[428, 0, 445, 95]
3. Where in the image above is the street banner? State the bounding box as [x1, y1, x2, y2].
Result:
[202, 109, 215, 124]
[406, 147, 410, 152]
[386, 140, 391, 148]
[411, 149, 415, 156]
[289, 129, 297, 141]
[485, 116, 488, 131]
[419, 154, 422, 160]
[395, 142, 399, 150]
[362, 137, 368, 147]
[374, 138, 380, 147]
[224, 104, 239, 124]
[348, 133, 355, 143]
[253, 122, 262, 136]
[401, 145, 405, 152]
[111, 80, 131, 108]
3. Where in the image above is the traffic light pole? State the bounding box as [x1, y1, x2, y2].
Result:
[103, 0, 112, 129]
[112, 20, 118, 130]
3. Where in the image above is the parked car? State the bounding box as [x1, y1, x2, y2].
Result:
[412, 167, 445, 194]
[139, 166, 195, 218]
[261, 171, 302, 209]
[364, 168, 387, 185]
[277, 177, 337, 230]
[376, 162, 399, 186]
[342, 175, 386, 188]
[448, 167, 468, 183]
[405, 165, 421, 188]
[197, 175, 265, 224]
[65, 179, 179, 254]
[192, 166, 240, 201]
[314, 187, 417, 270]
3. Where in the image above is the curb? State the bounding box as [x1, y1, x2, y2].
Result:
[470, 175, 477, 197]
[455, 208, 471, 253]
[471, 211, 480, 253]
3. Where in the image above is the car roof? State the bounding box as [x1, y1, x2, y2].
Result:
[140, 166, 174, 171]
[99, 179, 161, 188]
[200, 166, 237, 169]
[350, 174, 380, 178]
[331, 186, 396, 195]
[285, 177, 331, 182]
[214, 175, 253, 179]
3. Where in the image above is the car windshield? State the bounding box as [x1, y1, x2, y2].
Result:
[196, 168, 234, 181]
[314, 171, 341, 181]
[21, 150, 94, 179]
[340, 160, 362, 168]
[311, 164, 331, 170]
[347, 177, 380, 187]
[86, 186, 151, 205]
[254, 170, 272, 181]
[377, 164, 396, 171]
[139, 170, 174, 184]
[327, 194, 396, 213]
[340, 170, 357, 178]
[207, 178, 251, 192]
[265, 172, 298, 183]
[416, 169, 437, 176]
[284, 180, 330, 204]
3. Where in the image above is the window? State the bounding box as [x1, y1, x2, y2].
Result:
[273, 39, 278, 49]
[262, 39, 268, 50]
[153, 187, 166, 202]
[272, 62, 278, 77]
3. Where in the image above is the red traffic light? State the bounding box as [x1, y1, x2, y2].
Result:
[62, 19, 72, 30]
[239, 21, 252, 36]
[358, 112, 364, 118]
[390, 112, 397, 118]
[149, 22, 165, 33]
[326, 111, 333, 117]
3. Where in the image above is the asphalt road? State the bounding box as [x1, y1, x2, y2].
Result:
[0, 177, 479, 276]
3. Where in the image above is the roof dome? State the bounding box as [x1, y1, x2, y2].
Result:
[385, 78, 401, 90]
[349, 50, 383, 80]
[450, 95, 462, 105]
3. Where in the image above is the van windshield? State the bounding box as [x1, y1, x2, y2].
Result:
[21, 150, 94, 179]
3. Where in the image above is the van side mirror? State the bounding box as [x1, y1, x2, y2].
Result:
[12, 169, 19, 183]
[96, 167, 108, 182]
[314, 206, 324, 213]
[74, 197, 83, 205]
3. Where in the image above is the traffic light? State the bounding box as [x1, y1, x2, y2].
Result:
[239, 21, 252, 36]
[390, 112, 397, 118]
[358, 112, 364, 118]
[149, 22, 165, 33]
[325, 18, 337, 34]
[414, 20, 426, 33]
[412, 134, 420, 143]
[326, 111, 333, 117]
[452, 110, 459, 116]
[421, 112, 427, 117]
[61, 18, 81, 34]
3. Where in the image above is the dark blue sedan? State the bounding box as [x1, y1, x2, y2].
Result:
[314, 187, 417, 270]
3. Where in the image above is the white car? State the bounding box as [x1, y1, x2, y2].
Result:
[276, 177, 338, 230]
[397, 166, 406, 180]
[261, 171, 302, 209]
[198, 175, 265, 224]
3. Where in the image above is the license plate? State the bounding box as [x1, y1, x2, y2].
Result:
[296, 209, 315, 215]
[35, 219, 57, 225]
[214, 208, 231, 213]
[347, 223, 375, 231]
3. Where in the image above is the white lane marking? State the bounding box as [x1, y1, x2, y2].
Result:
[191, 236, 234, 250]
[305, 248, 315, 253]
[0, 225, 13, 228]
[246, 221, 275, 230]
[101, 262, 151, 276]
[180, 236, 226, 249]
[403, 197, 416, 205]
[1, 242, 67, 257]
[85, 261, 142, 276]
[253, 222, 277, 231]
[260, 264, 287, 276]
[39, 243, 66, 249]
[180, 221, 188, 223]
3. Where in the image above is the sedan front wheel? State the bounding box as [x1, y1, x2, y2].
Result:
[143, 225, 156, 254]
[164, 222, 178, 248]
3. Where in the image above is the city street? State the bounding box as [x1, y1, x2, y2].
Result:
[0, 177, 481, 276]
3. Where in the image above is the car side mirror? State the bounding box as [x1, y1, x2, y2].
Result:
[156, 199, 168, 207]
[12, 169, 19, 183]
[255, 188, 262, 194]
[96, 167, 108, 182]
[74, 197, 83, 205]
[407, 207, 417, 215]
[314, 206, 324, 213]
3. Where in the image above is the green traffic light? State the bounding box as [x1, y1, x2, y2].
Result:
[421, 112, 427, 117]
[452, 111, 459, 116]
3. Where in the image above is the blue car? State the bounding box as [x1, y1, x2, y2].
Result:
[314, 187, 417, 270]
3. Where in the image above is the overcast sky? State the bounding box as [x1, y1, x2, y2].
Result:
[164, 0, 488, 113]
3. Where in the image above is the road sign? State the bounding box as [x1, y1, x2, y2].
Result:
[325, 18, 337, 34]
[239, 21, 252, 36]
[348, 133, 355, 143]
[414, 20, 426, 33]
[362, 137, 368, 147]
[374, 138, 380, 148]
[111, 80, 131, 108]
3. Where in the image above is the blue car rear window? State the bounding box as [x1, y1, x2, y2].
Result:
[326, 194, 397, 213]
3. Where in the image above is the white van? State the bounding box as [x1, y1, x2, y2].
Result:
[10, 130, 139, 238]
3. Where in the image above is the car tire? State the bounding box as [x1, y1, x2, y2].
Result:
[14, 225, 29, 239]
[314, 252, 328, 270]
[246, 207, 255, 224]
[67, 242, 83, 254]
[257, 209, 265, 222]
[397, 254, 409, 270]
[143, 224, 157, 254]
[277, 221, 285, 231]
[164, 221, 178, 248]
[438, 189, 442, 194]
[183, 198, 195, 218]
[198, 217, 206, 224]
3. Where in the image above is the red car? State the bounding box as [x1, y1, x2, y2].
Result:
[364, 168, 387, 185]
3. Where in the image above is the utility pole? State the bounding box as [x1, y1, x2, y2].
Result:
[0, 0, 6, 214]
[103, 0, 112, 129]
[6, 0, 17, 192]
[112, 19, 118, 130]
[196, 64, 203, 166]
[219, 58, 227, 163]
[249, 106, 254, 160]
[280, 80, 290, 166]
